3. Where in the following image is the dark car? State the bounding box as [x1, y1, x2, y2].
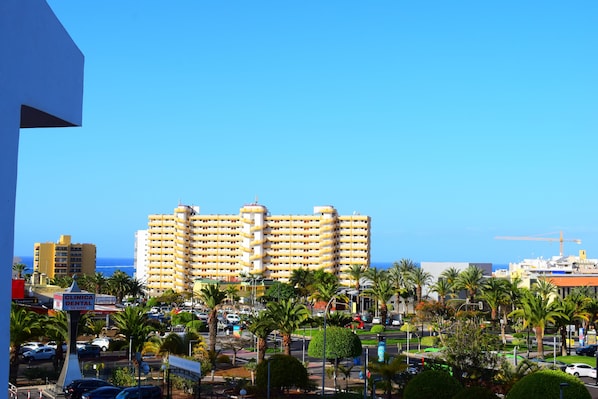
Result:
[64, 378, 113, 399]
[81, 386, 123, 399]
[575, 344, 598, 356]
[78, 344, 102, 359]
[116, 385, 162, 399]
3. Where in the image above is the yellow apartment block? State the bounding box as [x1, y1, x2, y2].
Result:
[33, 235, 96, 281]
[146, 203, 370, 296]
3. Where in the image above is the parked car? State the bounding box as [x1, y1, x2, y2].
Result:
[371, 317, 382, 324]
[46, 341, 68, 352]
[78, 344, 102, 359]
[565, 363, 597, 378]
[575, 344, 598, 356]
[226, 313, 241, 324]
[81, 386, 123, 399]
[64, 379, 113, 399]
[23, 346, 56, 361]
[116, 385, 162, 399]
[19, 342, 44, 354]
[91, 337, 111, 351]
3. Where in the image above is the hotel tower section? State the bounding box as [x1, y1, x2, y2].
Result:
[145, 203, 370, 296]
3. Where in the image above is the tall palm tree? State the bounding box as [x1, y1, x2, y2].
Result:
[267, 299, 309, 356]
[247, 311, 277, 363]
[532, 277, 557, 302]
[389, 260, 415, 315]
[439, 267, 461, 289]
[10, 305, 41, 383]
[364, 276, 394, 324]
[42, 310, 68, 371]
[508, 290, 565, 359]
[347, 264, 367, 312]
[289, 268, 315, 304]
[455, 265, 486, 302]
[554, 296, 589, 355]
[107, 270, 133, 303]
[480, 278, 509, 321]
[430, 278, 453, 305]
[112, 306, 152, 354]
[198, 284, 227, 355]
[309, 280, 341, 306]
[88, 272, 107, 294]
[408, 267, 432, 304]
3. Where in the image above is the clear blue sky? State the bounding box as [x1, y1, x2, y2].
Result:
[14, 1, 598, 265]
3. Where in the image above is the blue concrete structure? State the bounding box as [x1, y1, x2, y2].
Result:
[0, 0, 84, 387]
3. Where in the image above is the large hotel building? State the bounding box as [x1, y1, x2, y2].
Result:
[142, 203, 370, 296]
[32, 234, 96, 281]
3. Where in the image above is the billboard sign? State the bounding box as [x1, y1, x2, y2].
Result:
[53, 292, 95, 311]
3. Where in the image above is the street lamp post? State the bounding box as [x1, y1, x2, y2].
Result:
[321, 296, 337, 397]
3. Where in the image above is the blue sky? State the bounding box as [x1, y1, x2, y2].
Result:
[14, 1, 598, 265]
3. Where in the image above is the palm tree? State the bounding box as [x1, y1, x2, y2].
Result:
[455, 265, 486, 302]
[198, 284, 227, 355]
[368, 356, 407, 399]
[10, 305, 41, 383]
[247, 311, 277, 363]
[430, 278, 453, 305]
[42, 311, 68, 371]
[554, 296, 589, 355]
[112, 306, 152, 354]
[309, 280, 341, 306]
[407, 267, 432, 304]
[12, 262, 29, 279]
[289, 268, 315, 304]
[532, 277, 557, 302]
[88, 272, 107, 294]
[347, 264, 367, 312]
[106, 270, 133, 303]
[440, 267, 461, 289]
[267, 299, 309, 356]
[364, 276, 394, 325]
[224, 285, 239, 307]
[480, 278, 509, 321]
[508, 290, 565, 359]
[389, 259, 415, 315]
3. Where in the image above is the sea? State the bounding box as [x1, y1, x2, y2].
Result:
[12, 258, 507, 278]
[15, 256, 135, 277]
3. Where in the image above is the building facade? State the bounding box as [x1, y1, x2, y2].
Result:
[33, 235, 96, 280]
[144, 203, 370, 296]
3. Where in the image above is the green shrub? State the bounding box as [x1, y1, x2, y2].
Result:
[403, 370, 461, 399]
[370, 325, 385, 334]
[308, 326, 362, 361]
[255, 354, 311, 393]
[110, 368, 136, 387]
[506, 369, 590, 399]
[452, 386, 498, 399]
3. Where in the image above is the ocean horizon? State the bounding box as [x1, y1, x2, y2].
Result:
[13, 257, 508, 278]
[15, 256, 135, 277]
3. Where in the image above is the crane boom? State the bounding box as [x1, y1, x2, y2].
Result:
[494, 231, 581, 256]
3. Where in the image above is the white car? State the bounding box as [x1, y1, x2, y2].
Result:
[226, 314, 240, 324]
[91, 337, 111, 351]
[565, 363, 597, 378]
[371, 317, 382, 324]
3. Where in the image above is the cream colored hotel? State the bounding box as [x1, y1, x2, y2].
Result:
[141, 203, 370, 296]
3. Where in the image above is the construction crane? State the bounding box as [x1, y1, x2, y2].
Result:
[494, 231, 581, 257]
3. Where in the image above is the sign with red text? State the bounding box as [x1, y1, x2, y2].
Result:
[53, 293, 95, 311]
